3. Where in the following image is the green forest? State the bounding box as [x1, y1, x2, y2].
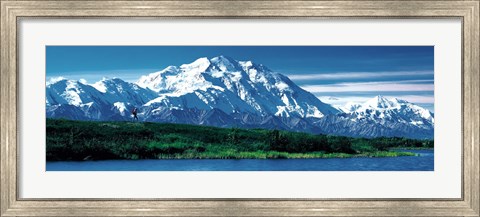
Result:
[46, 119, 434, 161]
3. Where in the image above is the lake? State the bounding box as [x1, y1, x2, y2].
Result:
[46, 149, 433, 171]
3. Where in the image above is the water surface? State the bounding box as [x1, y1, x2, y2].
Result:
[46, 149, 433, 171]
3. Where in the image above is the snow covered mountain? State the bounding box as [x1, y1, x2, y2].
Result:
[46, 56, 434, 139]
[313, 96, 434, 139]
[46, 78, 157, 120]
[136, 55, 339, 119]
[345, 95, 434, 127]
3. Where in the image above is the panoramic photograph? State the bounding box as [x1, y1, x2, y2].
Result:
[45, 46, 434, 171]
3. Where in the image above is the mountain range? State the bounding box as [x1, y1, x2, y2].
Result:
[46, 56, 434, 139]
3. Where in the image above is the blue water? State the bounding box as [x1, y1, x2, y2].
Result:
[46, 149, 433, 171]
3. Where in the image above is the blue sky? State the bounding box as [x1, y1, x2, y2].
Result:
[46, 46, 434, 111]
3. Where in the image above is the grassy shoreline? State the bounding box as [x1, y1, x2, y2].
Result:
[390, 147, 434, 150]
[146, 151, 416, 160]
[46, 119, 430, 161]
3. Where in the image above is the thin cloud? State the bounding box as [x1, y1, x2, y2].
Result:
[287, 70, 433, 81]
[302, 80, 434, 93]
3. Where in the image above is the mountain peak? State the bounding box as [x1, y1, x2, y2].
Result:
[209, 55, 244, 72]
[133, 55, 339, 118]
[211, 55, 235, 62]
[180, 57, 210, 71]
[372, 95, 389, 102]
[344, 95, 434, 123]
[100, 77, 124, 83]
[363, 95, 399, 109]
[46, 77, 68, 86]
[391, 97, 409, 104]
[93, 77, 129, 93]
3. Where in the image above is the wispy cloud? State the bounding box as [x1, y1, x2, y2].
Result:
[302, 80, 434, 93]
[287, 70, 433, 81]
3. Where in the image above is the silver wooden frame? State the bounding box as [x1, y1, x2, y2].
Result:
[1, 1, 479, 216]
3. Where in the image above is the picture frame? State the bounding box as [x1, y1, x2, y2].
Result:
[1, 0, 478, 216]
